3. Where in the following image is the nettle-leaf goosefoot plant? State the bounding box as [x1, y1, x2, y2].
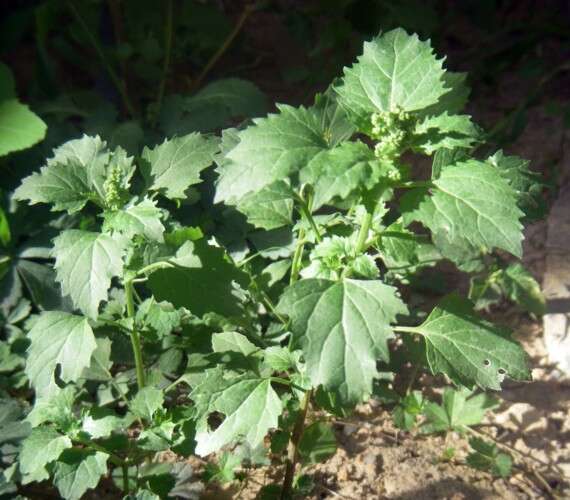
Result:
[12, 28, 540, 499]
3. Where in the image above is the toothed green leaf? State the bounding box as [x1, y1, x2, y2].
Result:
[52, 449, 108, 500]
[402, 160, 524, 258]
[410, 295, 531, 389]
[147, 240, 248, 318]
[142, 133, 219, 199]
[413, 112, 480, 154]
[236, 180, 295, 230]
[19, 427, 72, 481]
[26, 312, 97, 397]
[277, 278, 407, 405]
[103, 198, 165, 241]
[421, 387, 498, 433]
[215, 103, 342, 204]
[52, 230, 125, 318]
[301, 141, 378, 210]
[336, 28, 447, 128]
[500, 263, 545, 316]
[130, 387, 164, 422]
[191, 369, 282, 456]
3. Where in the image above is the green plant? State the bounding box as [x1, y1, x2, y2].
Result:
[0, 63, 46, 157]
[8, 28, 542, 499]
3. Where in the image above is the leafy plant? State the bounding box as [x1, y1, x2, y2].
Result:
[0, 63, 46, 157]
[7, 28, 541, 498]
[466, 437, 513, 478]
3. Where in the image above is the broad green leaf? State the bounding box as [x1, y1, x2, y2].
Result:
[53, 449, 108, 500]
[486, 150, 546, 219]
[423, 72, 470, 116]
[82, 338, 113, 381]
[377, 223, 424, 269]
[45, 136, 134, 203]
[466, 438, 512, 478]
[16, 259, 70, 311]
[27, 386, 75, 428]
[212, 332, 258, 356]
[469, 274, 503, 312]
[160, 79, 267, 135]
[204, 452, 241, 484]
[260, 259, 291, 289]
[191, 369, 282, 456]
[141, 133, 218, 200]
[190, 78, 267, 118]
[237, 180, 294, 230]
[0, 99, 46, 157]
[301, 141, 378, 210]
[103, 198, 165, 242]
[14, 160, 92, 213]
[413, 112, 480, 154]
[297, 421, 337, 464]
[431, 147, 467, 179]
[263, 346, 300, 372]
[336, 28, 446, 128]
[53, 230, 125, 318]
[82, 408, 130, 439]
[0, 398, 30, 445]
[393, 391, 424, 430]
[138, 421, 175, 451]
[214, 104, 335, 203]
[26, 312, 97, 396]
[421, 387, 498, 433]
[501, 263, 545, 316]
[136, 299, 182, 338]
[277, 278, 407, 405]
[409, 295, 531, 389]
[147, 240, 248, 318]
[19, 426, 72, 480]
[401, 160, 524, 258]
[130, 386, 164, 421]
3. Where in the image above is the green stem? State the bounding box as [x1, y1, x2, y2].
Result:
[281, 389, 312, 500]
[396, 180, 433, 189]
[355, 211, 373, 255]
[125, 280, 146, 389]
[289, 232, 306, 285]
[261, 291, 288, 326]
[136, 260, 175, 276]
[122, 463, 129, 494]
[299, 200, 322, 243]
[67, 1, 136, 118]
[393, 325, 420, 334]
[155, 0, 173, 123]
